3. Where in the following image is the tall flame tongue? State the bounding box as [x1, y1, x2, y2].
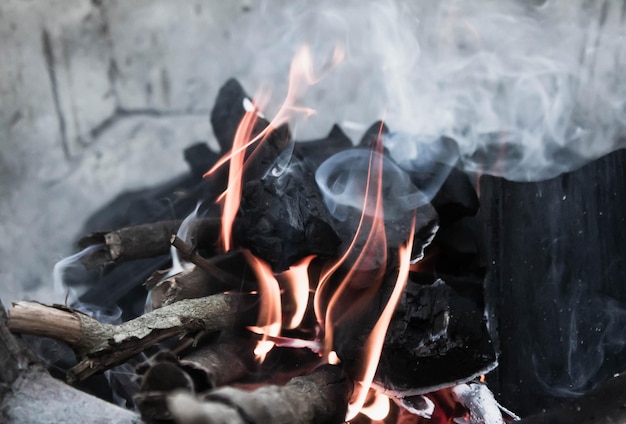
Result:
[245, 252, 282, 363]
[313, 124, 388, 361]
[347, 220, 415, 420]
[219, 109, 259, 252]
[279, 255, 315, 330]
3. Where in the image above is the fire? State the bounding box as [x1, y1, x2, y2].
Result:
[205, 45, 427, 422]
[346, 218, 415, 420]
[244, 252, 282, 362]
[278, 255, 315, 329]
[219, 108, 258, 252]
[360, 390, 392, 421]
[313, 124, 389, 362]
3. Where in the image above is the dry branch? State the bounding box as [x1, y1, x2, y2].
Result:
[8, 294, 254, 382]
[79, 218, 222, 267]
[0, 299, 140, 424]
[146, 249, 255, 310]
[167, 364, 352, 424]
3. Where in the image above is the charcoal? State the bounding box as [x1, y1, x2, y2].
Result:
[183, 142, 221, 179]
[210, 78, 291, 181]
[293, 124, 353, 169]
[233, 156, 341, 272]
[430, 215, 485, 276]
[359, 120, 389, 148]
[337, 278, 496, 397]
[431, 167, 479, 223]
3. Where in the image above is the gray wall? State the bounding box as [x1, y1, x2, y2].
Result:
[2, 0, 625, 304]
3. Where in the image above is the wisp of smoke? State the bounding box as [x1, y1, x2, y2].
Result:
[256, 0, 626, 181]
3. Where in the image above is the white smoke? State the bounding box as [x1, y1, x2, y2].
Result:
[252, 0, 626, 181]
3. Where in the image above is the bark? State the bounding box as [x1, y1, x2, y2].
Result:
[79, 218, 221, 267]
[0, 299, 140, 424]
[146, 250, 255, 310]
[8, 294, 254, 382]
[167, 364, 353, 424]
[135, 335, 255, 422]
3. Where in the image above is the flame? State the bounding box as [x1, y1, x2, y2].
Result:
[207, 45, 344, 253]
[204, 45, 344, 179]
[360, 391, 391, 421]
[346, 218, 416, 420]
[219, 108, 259, 252]
[244, 252, 282, 363]
[279, 255, 315, 329]
[313, 123, 388, 361]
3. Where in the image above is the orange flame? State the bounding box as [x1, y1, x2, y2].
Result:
[244, 252, 282, 363]
[204, 45, 344, 179]
[346, 218, 416, 420]
[360, 391, 391, 421]
[219, 109, 258, 252]
[313, 124, 388, 361]
[279, 255, 315, 329]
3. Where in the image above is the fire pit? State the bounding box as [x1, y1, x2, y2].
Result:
[2, 1, 626, 423]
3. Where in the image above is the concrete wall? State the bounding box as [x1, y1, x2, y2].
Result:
[0, 0, 382, 303]
[2, 0, 625, 304]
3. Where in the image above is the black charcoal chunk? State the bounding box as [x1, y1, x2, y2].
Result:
[294, 124, 353, 169]
[233, 156, 341, 272]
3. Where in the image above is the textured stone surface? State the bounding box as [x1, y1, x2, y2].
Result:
[2, 0, 626, 308]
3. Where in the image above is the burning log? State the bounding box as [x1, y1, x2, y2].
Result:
[166, 364, 353, 424]
[0, 299, 141, 424]
[7, 294, 254, 382]
[79, 218, 222, 268]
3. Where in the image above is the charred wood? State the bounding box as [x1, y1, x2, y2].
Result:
[79, 218, 222, 268]
[147, 250, 256, 310]
[166, 364, 352, 424]
[7, 294, 254, 382]
[337, 278, 496, 398]
[135, 335, 256, 422]
[293, 124, 353, 169]
[234, 155, 341, 272]
[210, 78, 291, 181]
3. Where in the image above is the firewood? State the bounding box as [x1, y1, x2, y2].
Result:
[167, 364, 352, 424]
[7, 294, 254, 383]
[78, 218, 222, 268]
[147, 250, 256, 309]
[135, 335, 256, 422]
[0, 299, 141, 424]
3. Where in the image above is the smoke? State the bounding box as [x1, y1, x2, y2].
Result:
[315, 148, 427, 221]
[252, 0, 626, 181]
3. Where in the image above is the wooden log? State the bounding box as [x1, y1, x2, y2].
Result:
[167, 364, 353, 424]
[0, 299, 140, 424]
[135, 335, 256, 422]
[78, 218, 221, 268]
[146, 250, 255, 310]
[7, 294, 254, 382]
